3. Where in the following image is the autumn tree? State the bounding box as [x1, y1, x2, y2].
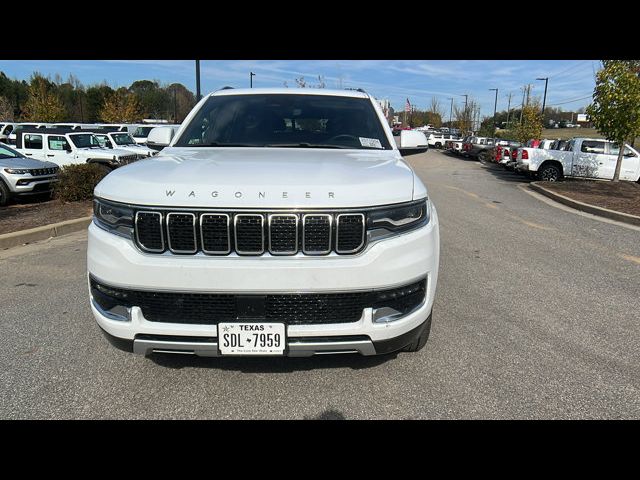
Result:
[586, 60, 640, 182]
[0, 96, 14, 120]
[512, 103, 543, 143]
[22, 74, 67, 122]
[99, 88, 142, 123]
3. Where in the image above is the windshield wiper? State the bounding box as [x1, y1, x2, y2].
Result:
[264, 143, 351, 149]
[192, 142, 259, 147]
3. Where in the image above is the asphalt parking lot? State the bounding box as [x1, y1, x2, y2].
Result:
[1, 149, 639, 419]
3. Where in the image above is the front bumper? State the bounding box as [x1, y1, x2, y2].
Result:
[87, 206, 440, 356]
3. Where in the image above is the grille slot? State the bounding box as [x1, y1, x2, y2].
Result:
[234, 214, 264, 254]
[135, 211, 164, 252]
[336, 213, 365, 253]
[200, 214, 230, 254]
[268, 214, 298, 255]
[167, 213, 197, 253]
[302, 214, 332, 254]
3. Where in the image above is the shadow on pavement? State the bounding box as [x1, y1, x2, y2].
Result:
[147, 350, 399, 372]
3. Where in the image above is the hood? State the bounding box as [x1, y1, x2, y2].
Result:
[95, 147, 416, 208]
[78, 147, 133, 159]
[0, 156, 58, 169]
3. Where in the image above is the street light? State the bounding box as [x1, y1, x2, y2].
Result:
[537, 77, 549, 119]
[250, 72, 256, 88]
[489, 88, 498, 130]
[448, 98, 454, 131]
[195, 60, 201, 101]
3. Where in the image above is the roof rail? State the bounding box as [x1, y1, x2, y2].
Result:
[220, 86, 234, 90]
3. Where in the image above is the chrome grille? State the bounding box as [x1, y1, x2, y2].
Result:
[167, 213, 197, 253]
[336, 214, 365, 253]
[200, 214, 230, 254]
[134, 210, 366, 256]
[29, 167, 58, 176]
[234, 214, 264, 254]
[118, 154, 140, 165]
[135, 212, 164, 252]
[268, 214, 298, 255]
[302, 214, 332, 254]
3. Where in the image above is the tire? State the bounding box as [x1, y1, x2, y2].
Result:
[402, 313, 433, 352]
[0, 180, 10, 206]
[435, 142, 442, 149]
[478, 151, 488, 162]
[94, 163, 113, 176]
[538, 164, 562, 182]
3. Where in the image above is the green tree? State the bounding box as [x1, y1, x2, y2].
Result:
[22, 74, 67, 122]
[586, 60, 640, 182]
[85, 84, 114, 122]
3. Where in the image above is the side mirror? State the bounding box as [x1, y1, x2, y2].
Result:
[64, 145, 72, 152]
[399, 130, 429, 156]
[146, 126, 175, 148]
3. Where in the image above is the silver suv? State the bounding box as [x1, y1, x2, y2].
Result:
[0, 142, 59, 206]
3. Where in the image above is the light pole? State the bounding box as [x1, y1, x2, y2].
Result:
[195, 60, 201, 101]
[537, 77, 549, 121]
[461, 94, 468, 134]
[448, 98, 453, 131]
[250, 72, 256, 88]
[489, 88, 498, 131]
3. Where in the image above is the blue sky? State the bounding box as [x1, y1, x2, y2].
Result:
[0, 60, 599, 117]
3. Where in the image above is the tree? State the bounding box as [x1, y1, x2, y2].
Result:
[512, 103, 543, 143]
[586, 60, 640, 182]
[99, 88, 142, 123]
[0, 96, 14, 120]
[22, 74, 67, 122]
[167, 83, 196, 123]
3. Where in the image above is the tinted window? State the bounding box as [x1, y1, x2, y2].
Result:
[132, 126, 154, 137]
[24, 134, 43, 149]
[69, 134, 101, 148]
[175, 93, 392, 150]
[0, 144, 23, 158]
[48, 136, 69, 151]
[581, 140, 606, 154]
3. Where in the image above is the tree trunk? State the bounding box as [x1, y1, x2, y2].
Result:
[612, 140, 625, 182]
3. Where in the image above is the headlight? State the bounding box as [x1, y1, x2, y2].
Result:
[4, 168, 31, 175]
[93, 197, 134, 238]
[368, 198, 430, 233]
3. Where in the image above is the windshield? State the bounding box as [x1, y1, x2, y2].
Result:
[69, 134, 102, 148]
[112, 133, 136, 145]
[132, 126, 155, 138]
[0, 144, 25, 159]
[174, 93, 392, 150]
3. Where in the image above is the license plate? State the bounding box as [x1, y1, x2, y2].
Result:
[218, 323, 286, 356]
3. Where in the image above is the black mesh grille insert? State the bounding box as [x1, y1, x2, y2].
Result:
[336, 214, 365, 253]
[303, 215, 331, 253]
[167, 213, 196, 252]
[136, 212, 163, 251]
[201, 214, 230, 253]
[91, 278, 426, 326]
[269, 215, 298, 254]
[235, 215, 264, 253]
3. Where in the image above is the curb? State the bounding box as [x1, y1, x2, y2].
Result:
[0, 216, 92, 250]
[529, 182, 640, 227]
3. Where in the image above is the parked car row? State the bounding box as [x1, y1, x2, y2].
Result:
[450, 135, 640, 182]
[0, 122, 182, 206]
[0, 122, 180, 146]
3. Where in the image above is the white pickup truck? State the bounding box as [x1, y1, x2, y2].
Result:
[516, 137, 640, 182]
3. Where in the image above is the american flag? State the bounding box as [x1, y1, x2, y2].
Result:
[405, 98, 411, 112]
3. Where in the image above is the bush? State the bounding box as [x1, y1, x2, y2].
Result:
[53, 163, 108, 202]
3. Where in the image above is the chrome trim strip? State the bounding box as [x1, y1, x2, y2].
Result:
[200, 213, 231, 255]
[268, 213, 299, 255]
[335, 213, 366, 254]
[234, 213, 265, 255]
[302, 213, 332, 255]
[166, 212, 197, 254]
[132, 338, 376, 357]
[134, 211, 164, 253]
